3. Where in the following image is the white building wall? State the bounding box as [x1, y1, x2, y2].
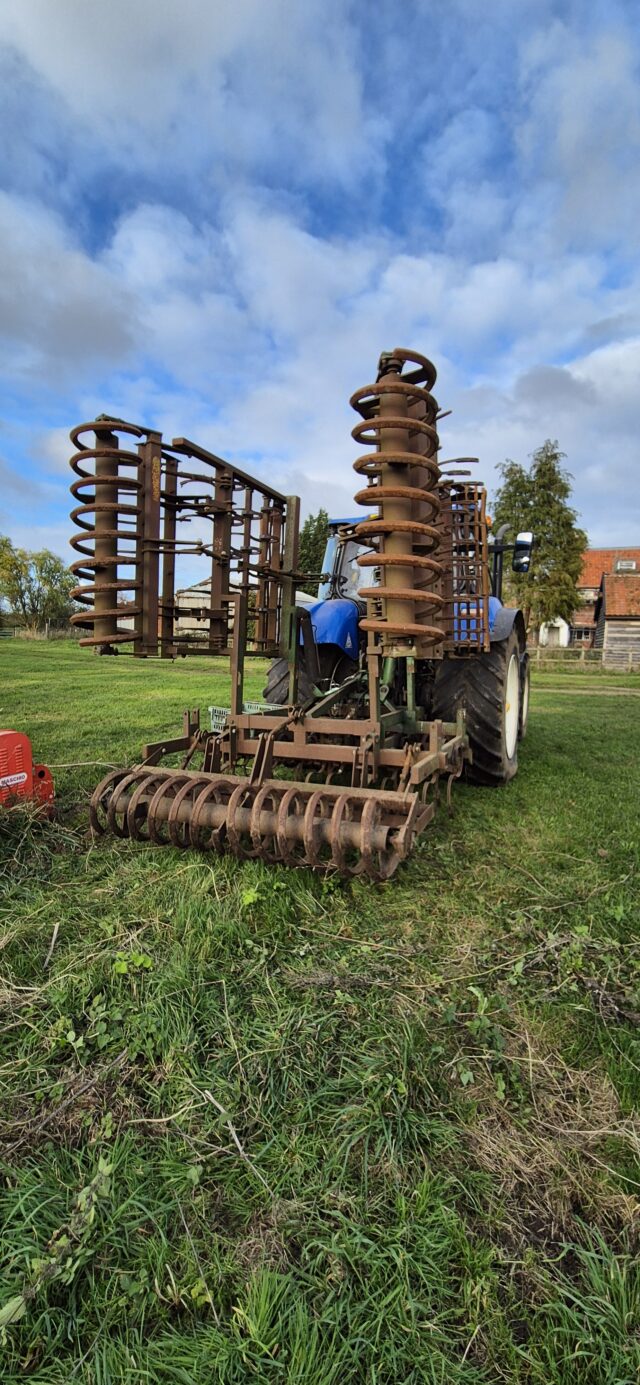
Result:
[538, 618, 570, 648]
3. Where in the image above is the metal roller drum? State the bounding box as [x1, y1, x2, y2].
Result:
[89, 767, 420, 881]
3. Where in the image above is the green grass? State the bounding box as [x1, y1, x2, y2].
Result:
[1, 641, 639, 1383]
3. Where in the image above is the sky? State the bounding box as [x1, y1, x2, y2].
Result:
[0, 0, 639, 569]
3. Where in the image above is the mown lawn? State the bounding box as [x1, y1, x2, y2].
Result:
[1, 641, 639, 1384]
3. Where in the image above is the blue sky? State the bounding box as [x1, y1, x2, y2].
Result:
[1, 0, 639, 565]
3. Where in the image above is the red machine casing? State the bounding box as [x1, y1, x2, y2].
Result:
[0, 731, 54, 809]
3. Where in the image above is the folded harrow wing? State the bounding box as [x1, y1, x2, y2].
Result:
[70, 348, 530, 880]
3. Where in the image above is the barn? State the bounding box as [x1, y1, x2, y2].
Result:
[593, 574, 640, 669]
[571, 548, 640, 648]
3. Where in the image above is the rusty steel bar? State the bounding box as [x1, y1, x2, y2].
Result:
[93, 425, 120, 649]
[111, 780, 391, 850]
[160, 455, 178, 656]
[139, 433, 162, 656]
[438, 476, 490, 652]
[280, 494, 300, 657]
[170, 437, 287, 505]
[209, 468, 232, 654]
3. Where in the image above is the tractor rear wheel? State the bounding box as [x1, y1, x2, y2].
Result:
[263, 648, 357, 706]
[432, 630, 522, 785]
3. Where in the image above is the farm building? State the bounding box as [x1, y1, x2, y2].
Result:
[538, 616, 570, 648]
[570, 548, 640, 647]
[174, 579, 217, 636]
[115, 580, 224, 640]
[593, 573, 640, 669]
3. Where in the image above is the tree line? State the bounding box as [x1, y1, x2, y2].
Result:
[0, 538, 76, 631]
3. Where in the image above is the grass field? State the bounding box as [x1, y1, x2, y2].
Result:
[1, 641, 639, 1384]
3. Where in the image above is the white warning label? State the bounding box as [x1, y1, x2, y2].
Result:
[0, 771, 28, 789]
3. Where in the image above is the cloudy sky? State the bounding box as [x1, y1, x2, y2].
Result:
[1, 0, 639, 564]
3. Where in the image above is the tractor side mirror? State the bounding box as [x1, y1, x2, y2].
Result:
[512, 532, 533, 573]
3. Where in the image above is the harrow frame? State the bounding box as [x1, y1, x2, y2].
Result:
[75, 345, 495, 879]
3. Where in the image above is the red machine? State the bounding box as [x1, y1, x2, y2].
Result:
[0, 731, 54, 810]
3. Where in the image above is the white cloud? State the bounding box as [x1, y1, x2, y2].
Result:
[3, 184, 640, 553]
[0, 192, 136, 384]
[0, 0, 381, 187]
[517, 25, 640, 250]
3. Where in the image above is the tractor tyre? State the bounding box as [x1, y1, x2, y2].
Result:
[432, 630, 522, 786]
[263, 656, 316, 706]
[263, 648, 357, 706]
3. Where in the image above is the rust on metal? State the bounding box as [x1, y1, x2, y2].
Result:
[351, 352, 489, 657]
[89, 766, 439, 882]
[69, 424, 297, 658]
[71, 345, 489, 879]
[351, 348, 445, 655]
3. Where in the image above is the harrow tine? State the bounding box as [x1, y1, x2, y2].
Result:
[276, 787, 307, 867]
[147, 775, 185, 845]
[167, 776, 211, 848]
[227, 782, 263, 860]
[106, 771, 144, 838]
[89, 769, 129, 834]
[302, 790, 330, 870]
[329, 793, 365, 878]
[249, 784, 281, 864]
[189, 778, 233, 851]
[126, 771, 167, 841]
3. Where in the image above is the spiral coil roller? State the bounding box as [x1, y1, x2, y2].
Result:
[89, 767, 416, 881]
[69, 420, 297, 658]
[69, 420, 149, 649]
[350, 347, 444, 653]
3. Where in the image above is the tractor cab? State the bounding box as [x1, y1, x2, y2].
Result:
[292, 517, 379, 678]
[317, 517, 377, 602]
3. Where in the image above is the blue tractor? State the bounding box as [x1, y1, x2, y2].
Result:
[265, 501, 533, 787]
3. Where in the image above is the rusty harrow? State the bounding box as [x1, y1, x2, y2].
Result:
[71, 345, 489, 881]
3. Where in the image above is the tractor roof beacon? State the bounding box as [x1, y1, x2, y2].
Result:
[70, 347, 532, 880]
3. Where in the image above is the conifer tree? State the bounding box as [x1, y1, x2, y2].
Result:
[297, 508, 330, 595]
[493, 441, 586, 633]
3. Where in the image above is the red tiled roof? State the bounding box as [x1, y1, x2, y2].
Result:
[572, 609, 595, 628]
[604, 574, 640, 618]
[580, 548, 640, 588]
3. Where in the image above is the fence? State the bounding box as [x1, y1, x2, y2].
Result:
[529, 646, 640, 673]
[0, 625, 82, 642]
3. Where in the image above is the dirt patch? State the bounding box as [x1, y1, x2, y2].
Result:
[468, 1044, 640, 1249]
